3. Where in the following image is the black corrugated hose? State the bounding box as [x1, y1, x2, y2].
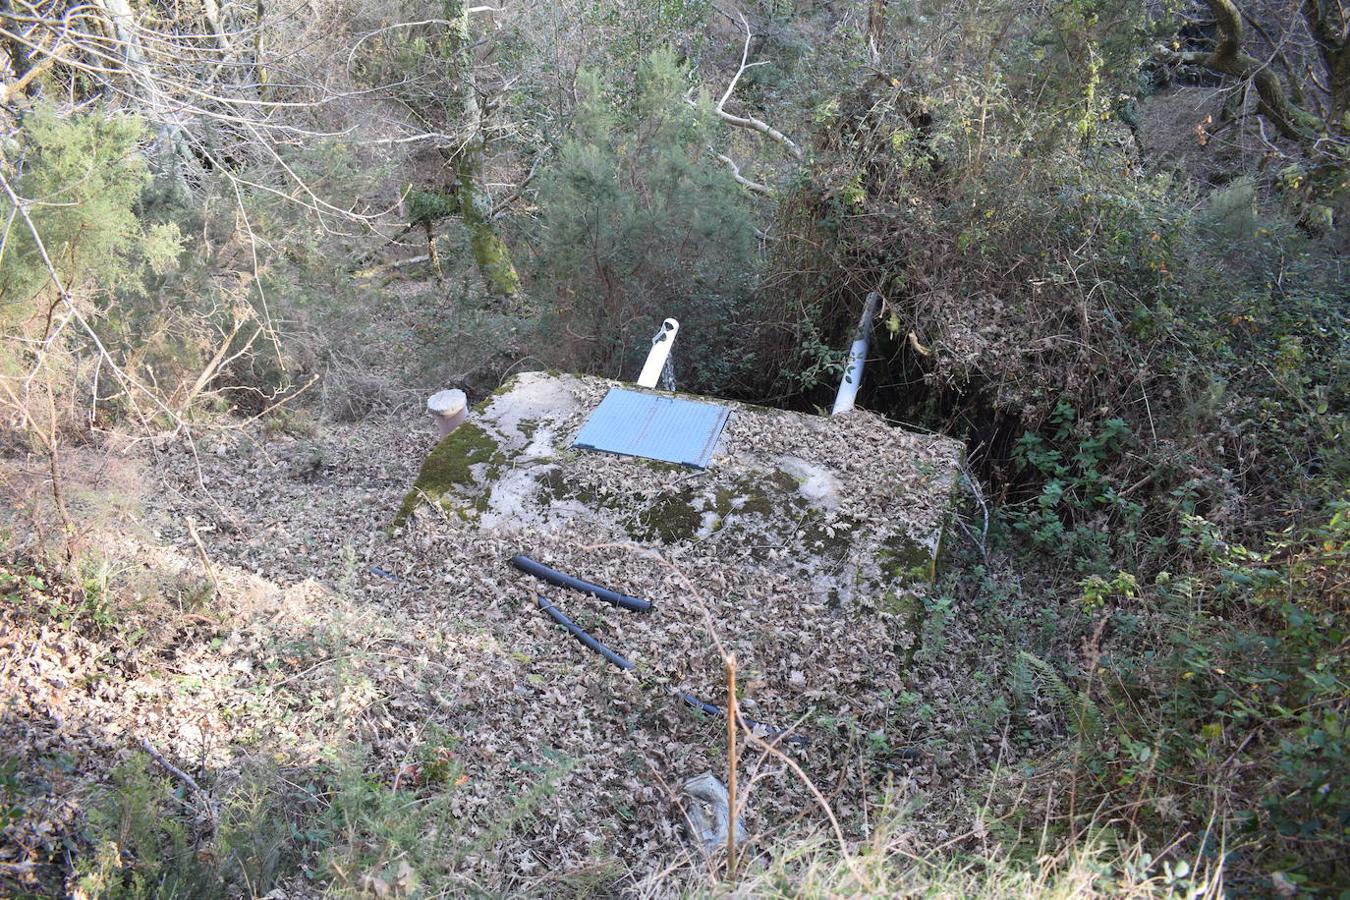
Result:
[531, 594, 808, 745]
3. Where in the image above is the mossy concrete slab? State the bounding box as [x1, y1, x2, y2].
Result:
[399, 372, 965, 605]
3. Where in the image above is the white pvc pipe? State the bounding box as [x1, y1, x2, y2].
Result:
[427, 388, 467, 437]
[637, 318, 680, 388]
[831, 292, 880, 415]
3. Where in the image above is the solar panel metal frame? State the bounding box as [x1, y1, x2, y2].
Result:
[571, 388, 731, 469]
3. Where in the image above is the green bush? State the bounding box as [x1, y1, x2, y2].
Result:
[0, 106, 183, 396]
[534, 47, 757, 390]
[68, 743, 574, 898]
[1078, 505, 1350, 892]
[318, 746, 572, 895]
[1003, 402, 1147, 573]
[0, 107, 182, 325]
[74, 756, 221, 899]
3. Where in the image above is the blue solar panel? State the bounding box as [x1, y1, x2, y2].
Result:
[572, 388, 730, 468]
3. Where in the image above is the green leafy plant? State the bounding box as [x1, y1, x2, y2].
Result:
[1020, 650, 1102, 742]
[1078, 570, 1138, 612]
[0, 757, 24, 830]
[319, 748, 573, 894]
[1005, 402, 1143, 572]
[1080, 503, 1349, 890]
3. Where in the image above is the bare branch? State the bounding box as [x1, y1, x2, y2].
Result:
[139, 736, 220, 829]
[711, 148, 771, 195]
[0, 40, 65, 104]
[694, 9, 803, 161]
[489, 151, 544, 219]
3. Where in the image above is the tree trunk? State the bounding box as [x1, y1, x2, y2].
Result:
[255, 0, 268, 97]
[446, 2, 519, 298]
[1301, 0, 1349, 123]
[867, 0, 886, 64]
[1181, 0, 1324, 141]
[1, 2, 32, 81]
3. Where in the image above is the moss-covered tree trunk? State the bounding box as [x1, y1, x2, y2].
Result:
[445, 2, 520, 298]
[454, 127, 520, 298]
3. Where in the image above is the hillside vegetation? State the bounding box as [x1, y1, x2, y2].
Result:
[0, 1, 1345, 897]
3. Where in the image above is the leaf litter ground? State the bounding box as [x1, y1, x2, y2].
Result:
[1, 380, 1066, 895]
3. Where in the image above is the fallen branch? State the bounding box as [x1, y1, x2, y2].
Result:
[175, 308, 258, 416]
[185, 516, 221, 598]
[353, 252, 436, 278]
[689, 9, 803, 161]
[139, 736, 220, 829]
[712, 149, 771, 195]
[725, 653, 739, 883]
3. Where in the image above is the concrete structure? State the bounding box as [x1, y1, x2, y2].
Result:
[399, 372, 964, 606]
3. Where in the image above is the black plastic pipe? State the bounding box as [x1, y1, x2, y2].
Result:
[537, 597, 634, 670]
[512, 554, 652, 613]
[673, 691, 810, 746]
[532, 593, 808, 745]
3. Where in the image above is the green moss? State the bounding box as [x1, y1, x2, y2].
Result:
[881, 591, 923, 623]
[634, 490, 704, 544]
[467, 222, 521, 296]
[877, 531, 938, 585]
[534, 467, 615, 509]
[878, 590, 924, 670]
[714, 473, 801, 519]
[799, 513, 863, 563]
[457, 169, 520, 297]
[486, 380, 516, 400]
[631, 458, 685, 477]
[394, 423, 505, 525]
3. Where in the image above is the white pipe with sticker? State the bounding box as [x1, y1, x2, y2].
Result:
[637, 318, 680, 389]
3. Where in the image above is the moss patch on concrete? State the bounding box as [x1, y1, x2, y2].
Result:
[394, 423, 506, 525]
[635, 489, 705, 544]
[534, 466, 617, 510]
[710, 471, 808, 534]
[799, 514, 864, 563]
[877, 530, 939, 586]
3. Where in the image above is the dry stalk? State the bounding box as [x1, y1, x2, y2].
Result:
[185, 516, 221, 599]
[725, 652, 738, 883]
[581, 541, 867, 887]
[139, 736, 220, 830]
[43, 370, 76, 567]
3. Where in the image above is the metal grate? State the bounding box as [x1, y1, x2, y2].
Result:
[572, 388, 731, 469]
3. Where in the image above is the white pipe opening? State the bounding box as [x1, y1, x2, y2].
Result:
[637, 318, 680, 389]
[427, 389, 467, 437]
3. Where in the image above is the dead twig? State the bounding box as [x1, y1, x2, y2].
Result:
[185, 516, 221, 599]
[691, 9, 803, 161]
[725, 652, 739, 883]
[712, 148, 771, 195]
[138, 736, 220, 830]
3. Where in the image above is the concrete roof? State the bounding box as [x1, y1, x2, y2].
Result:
[400, 372, 965, 606]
